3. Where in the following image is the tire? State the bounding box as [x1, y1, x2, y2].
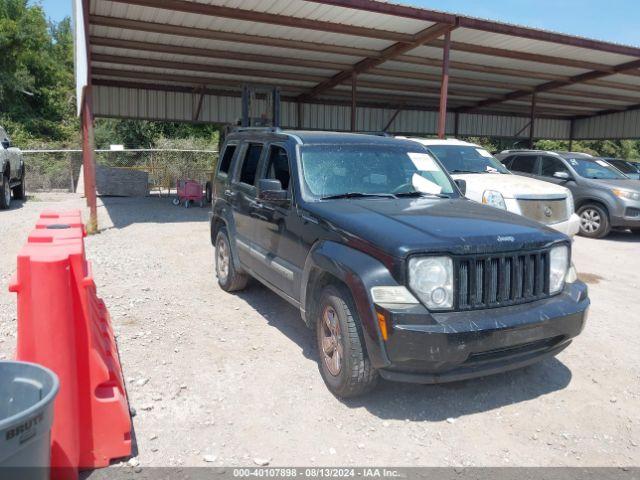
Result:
[0, 175, 10, 210]
[315, 284, 378, 398]
[215, 228, 249, 292]
[205, 181, 212, 204]
[577, 204, 611, 238]
[172, 197, 180, 206]
[12, 167, 25, 200]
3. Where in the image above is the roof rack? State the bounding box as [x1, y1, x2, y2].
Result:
[230, 127, 282, 133]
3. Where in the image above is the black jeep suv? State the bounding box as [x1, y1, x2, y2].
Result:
[210, 129, 589, 398]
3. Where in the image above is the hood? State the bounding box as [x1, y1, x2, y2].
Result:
[587, 178, 640, 191]
[306, 197, 565, 259]
[451, 172, 569, 199]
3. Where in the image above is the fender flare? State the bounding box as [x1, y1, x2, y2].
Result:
[210, 204, 245, 273]
[301, 240, 399, 369]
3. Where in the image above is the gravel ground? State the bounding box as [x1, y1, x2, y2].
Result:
[0, 193, 639, 469]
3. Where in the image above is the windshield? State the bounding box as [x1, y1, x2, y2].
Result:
[608, 160, 637, 174]
[426, 145, 509, 174]
[567, 157, 628, 180]
[300, 144, 456, 199]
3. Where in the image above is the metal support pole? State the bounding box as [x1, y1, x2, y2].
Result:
[272, 88, 281, 128]
[529, 92, 537, 149]
[568, 119, 575, 151]
[241, 85, 250, 127]
[437, 30, 451, 139]
[351, 73, 357, 132]
[82, 85, 98, 233]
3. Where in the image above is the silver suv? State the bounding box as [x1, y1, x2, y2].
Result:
[0, 126, 25, 209]
[497, 150, 640, 238]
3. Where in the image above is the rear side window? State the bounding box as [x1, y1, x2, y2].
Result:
[238, 143, 263, 186]
[218, 145, 237, 174]
[540, 156, 569, 177]
[510, 155, 538, 174]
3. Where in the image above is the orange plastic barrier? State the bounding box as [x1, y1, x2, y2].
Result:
[9, 210, 131, 479]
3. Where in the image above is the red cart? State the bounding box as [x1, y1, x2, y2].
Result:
[172, 179, 205, 208]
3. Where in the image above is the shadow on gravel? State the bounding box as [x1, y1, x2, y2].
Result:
[345, 358, 572, 421]
[235, 282, 316, 362]
[99, 196, 209, 229]
[604, 230, 640, 243]
[235, 281, 573, 422]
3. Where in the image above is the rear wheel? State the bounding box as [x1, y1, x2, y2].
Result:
[315, 284, 378, 398]
[0, 175, 10, 210]
[215, 228, 248, 292]
[578, 204, 611, 238]
[12, 167, 25, 200]
[205, 181, 212, 204]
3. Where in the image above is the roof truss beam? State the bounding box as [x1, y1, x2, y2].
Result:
[108, 0, 419, 42]
[460, 57, 640, 112]
[298, 22, 457, 101]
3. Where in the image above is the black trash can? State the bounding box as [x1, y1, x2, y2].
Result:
[0, 361, 59, 480]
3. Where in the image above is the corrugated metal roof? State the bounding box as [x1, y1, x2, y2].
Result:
[77, 0, 640, 139]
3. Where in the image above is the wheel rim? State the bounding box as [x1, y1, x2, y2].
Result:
[3, 178, 9, 205]
[320, 306, 343, 377]
[216, 237, 230, 282]
[580, 208, 601, 233]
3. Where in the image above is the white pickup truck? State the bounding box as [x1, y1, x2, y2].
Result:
[406, 138, 580, 237]
[0, 126, 25, 209]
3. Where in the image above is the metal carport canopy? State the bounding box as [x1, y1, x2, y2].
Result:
[74, 0, 640, 142]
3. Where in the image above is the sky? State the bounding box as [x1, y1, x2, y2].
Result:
[33, 0, 640, 47]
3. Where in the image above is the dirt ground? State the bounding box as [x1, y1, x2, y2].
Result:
[0, 193, 639, 469]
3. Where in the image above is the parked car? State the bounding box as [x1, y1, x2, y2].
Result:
[404, 139, 579, 237]
[0, 126, 25, 209]
[497, 150, 640, 238]
[210, 128, 589, 398]
[601, 157, 640, 180]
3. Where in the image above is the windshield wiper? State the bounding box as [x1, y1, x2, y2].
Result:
[321, 192, 397, 200]
[395, 191, 450, 198]
[449, 169, 484, 174]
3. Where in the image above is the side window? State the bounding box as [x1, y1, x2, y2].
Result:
[263, 145, 291, 190]
[238, 143, 263, 186]
[540, 156, 569, 177]
[218, 144, 237, 175]
[510, 155, 538, 174]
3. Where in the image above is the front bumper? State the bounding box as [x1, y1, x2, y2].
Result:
[376, 281, 589, 384]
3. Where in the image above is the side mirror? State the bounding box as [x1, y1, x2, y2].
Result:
[1, 140, 9, 149]
[553, 171, 571, 181]
[257, 179, 288, 203]
[454, 179, 467, 196]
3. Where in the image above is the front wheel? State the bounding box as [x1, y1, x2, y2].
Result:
[578, 204, 611, 238]
[315, 284, 378, 398]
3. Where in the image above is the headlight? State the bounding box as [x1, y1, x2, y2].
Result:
[550, 245, 569, 294]
[612, 188, 640, 201]
[566, 191, 575, 214]
[482, 190, 507, 210]
[408, 256, 453, 310]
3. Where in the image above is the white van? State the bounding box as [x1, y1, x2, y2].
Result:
[406, 138, 580, 237]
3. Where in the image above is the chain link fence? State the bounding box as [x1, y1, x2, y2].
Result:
[22, 149, 218, 195]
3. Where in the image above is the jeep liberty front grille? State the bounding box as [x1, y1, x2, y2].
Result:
[455, 249, 551, 310]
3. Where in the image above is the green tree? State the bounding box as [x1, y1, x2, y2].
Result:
[0, 0, 77, 144]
